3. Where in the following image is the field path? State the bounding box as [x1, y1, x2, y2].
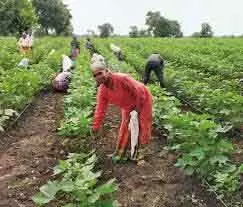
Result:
[0, 90, 224, 207]
[0, 91, 64, 207]
[90, 105, 223, 207]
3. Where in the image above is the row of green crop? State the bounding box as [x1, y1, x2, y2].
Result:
[112, 38, 242, 94]
[0, 37, 68, 71]
[94, 40, 243, 201]
[33, 45, 118, 207]
[0, 37, 22, 71]
[106, 38, 243, 128]
[117, 38, 243, 76]
[0, 37, 71, 131]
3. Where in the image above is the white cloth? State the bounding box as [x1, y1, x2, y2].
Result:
[18, 58, 29, 68]
[91, 53, 105, 64]
[62, 55, 73, 72]
[90, 60, 106, 70]
[129, 110, 139, 158]
[110, 43, 121, 53]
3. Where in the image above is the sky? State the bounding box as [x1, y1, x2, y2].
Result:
[63, 0, 243, 36]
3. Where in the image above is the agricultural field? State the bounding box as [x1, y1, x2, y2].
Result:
[0, 37, 243, 207]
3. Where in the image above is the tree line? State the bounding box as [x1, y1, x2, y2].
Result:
[97, 11, 213, 38]
[0, 0, 72, 36]
[0, 1, 213, 38]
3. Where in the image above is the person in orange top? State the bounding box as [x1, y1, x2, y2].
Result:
[18, 33, 30, 54]
[91, 61, 153, 163]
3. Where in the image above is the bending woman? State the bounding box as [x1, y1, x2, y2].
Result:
[91, 61, 153, 163]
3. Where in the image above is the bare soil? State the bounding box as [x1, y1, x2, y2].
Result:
[90, 106, 224, 207]
[0, 91, 229, 207]
[0, 91, 65, 207]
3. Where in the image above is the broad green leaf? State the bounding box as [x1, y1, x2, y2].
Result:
[95, 179, 117, 195]
[32, 192, 53, 205]
[40, 181, 59, 199]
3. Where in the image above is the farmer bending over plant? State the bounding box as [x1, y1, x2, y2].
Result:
[110, 43, 124, 61]
[51, 55, 73, 92]
[144, 53, 165, 88]
[91, 60, 152, 163]
[70, 35, 80, 59]
[85, 37, 97, 56]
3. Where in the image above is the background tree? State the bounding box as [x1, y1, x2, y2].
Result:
[87, 29, 96, 36]
[191, 32, 201, 37]
[32, 0, 72, 35]
[200, 23, 213, 37]
[169, 20, 183, 37]
[0, 0, 37, 36]
[129, 26, 139, 38]
[98, 23, 114, 38]
[145, 11, 182, 37]
[139, 29, 151, 37]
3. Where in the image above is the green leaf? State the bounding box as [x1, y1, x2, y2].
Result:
[189, 148, 205, 160]
[216, 125, 232, 133]
[210, 155, 228, 165]
[184, 167, 194, 175]
[62, 203, 77, 207]
[32, 192, 53, 205]
[4, 109, 17, 116]
[59, 180, 75, 192]
[238, 164, 243, 173]
[95, 179, 117, 195]
[88, 192, 100, 203]
[39, 181, 59, 199]
[0, 126, 4, 132]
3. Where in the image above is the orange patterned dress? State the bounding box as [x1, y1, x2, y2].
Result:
[92, 72, 153, 155]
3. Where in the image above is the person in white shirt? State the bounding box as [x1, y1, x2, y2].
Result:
[110, 43, 124, 61]
[62, 55, 73, 72]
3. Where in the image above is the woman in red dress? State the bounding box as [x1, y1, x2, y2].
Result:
[91, 61, 153, 163]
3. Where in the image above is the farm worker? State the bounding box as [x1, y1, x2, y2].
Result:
[70, 35, 80, 59]
[52, 55, 73, 92]
[143, 53, 165, 88]
[18, 33, 30, 54]
[91, 53, 105, 64]
[91, 60, 153, 163]
[85, 37, 97, 56]
[62, 54, 73, 72]
[110, 43, 124, 61]
[51, 71, 71, 92]
[27, 30, 33, 50]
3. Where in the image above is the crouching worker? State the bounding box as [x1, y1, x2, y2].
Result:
[85, 38, 97, 56]
[144, 53, 165, 88]
[51, 71, 71, 92]
[70, 36, 80, 59]
[52, 55, 73, 92]
[110, 44, 124, 61]
[91, 60, 153, 163]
